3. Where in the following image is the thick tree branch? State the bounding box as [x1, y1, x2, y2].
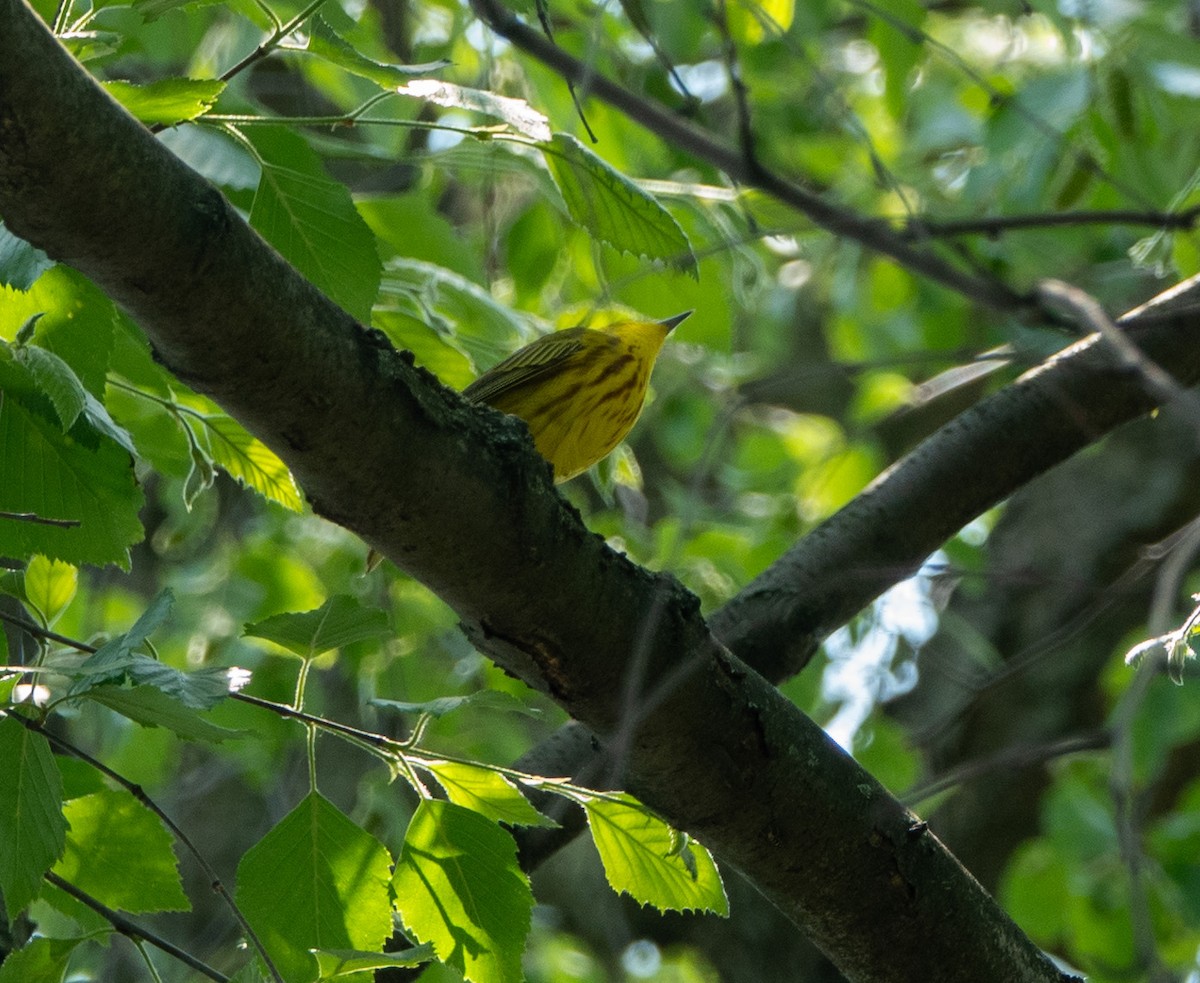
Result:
[0, 4, 1074, 981]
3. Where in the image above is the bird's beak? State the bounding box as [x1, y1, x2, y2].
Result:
[659, 310, 693, 333]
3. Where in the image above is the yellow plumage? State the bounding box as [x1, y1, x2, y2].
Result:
[464, 311, 690, 482]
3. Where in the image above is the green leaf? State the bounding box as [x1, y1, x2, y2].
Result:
[190, 412, 303, 512]
[0, 936, 79, 983]
[392, 800, 532, 983]
[312, 944, 435, 978]
[584, 793, 727, 915]
[244, 595, 390, 660]
[375, 259, 541, 388]
[236, 792, 394, 983]
[395, 80, 551, 141]
[539, 134, 696, 277]
[247, 128, 381, 323]
[52, 788, 188, 914]
[68, 590, 174, 695]
[371, 690, 542, 720]
[84, 684, 249, 742]
[301, 18, 450, 87]
[101, 78, 225, 126]
[0, 222, 54, 291]
[425, 760, 556, 828]
[23, 554, 77, 627]
[0, 715, 66, 920]
[0, 266, 115, 396]
[0, 391, 143, 569]
[17, 344, 87, 430]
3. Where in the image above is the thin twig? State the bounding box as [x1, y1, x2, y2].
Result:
[0, 510, 81, 528]
[1037, 278, 1200, 429]
[902, 731, 1110, 807]
[43, 871, 229, 983]
[903, 207, 1200, 239]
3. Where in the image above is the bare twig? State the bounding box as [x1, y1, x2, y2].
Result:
[1037, 278, 1200, 429]
[903, 207, 1200, 240]
[44, 871, 229, 983]
[902, 731, 1110, 807]
[0, 510, 81, 528]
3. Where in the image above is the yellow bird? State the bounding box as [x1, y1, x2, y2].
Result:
[367, 311, 687, 572]
[464, 311, 691, 482]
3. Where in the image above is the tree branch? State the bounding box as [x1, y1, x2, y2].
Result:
[43, 871, 228, 982]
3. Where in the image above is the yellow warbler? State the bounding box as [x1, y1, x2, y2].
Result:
[366, 311, 688, 572]
[464, 311, 691, 482]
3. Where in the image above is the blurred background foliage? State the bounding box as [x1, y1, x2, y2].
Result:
[5, 0, 1200, 979]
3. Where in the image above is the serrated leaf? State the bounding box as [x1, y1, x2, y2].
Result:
[85, 684, 249, 742]
[393, 800, 532, 983]
[425, 760, 556, 828]
[0, 936, 79, 983]
[0, 222, 54, 291]
[244, 595, 390, 660]
[313, 944, 434, 978]
[396, 80, 551, 141]
[68, 590, 174, 696]
[15, 345, 85, 430]
[371, 690, 542, 720]
[375, 258, 541, 388]
[247, 128, 380, 323]
[0, 715, 66, 920]
[79, 389, 137, 455]
[52, 788, 188, 914]
[183, 437, 216, 510]
[191, 412, 302, 511]
[236, 792, 394, 983]
[101, 78, 225, 126]
[584, 793, 727, 915]
[24, 554, 77, 626]
[0, 390, 143, 569]
[300, 18, 450, 88]
[539, 134, 696, 277]
[131, 0, 225, 22]
[0, 266, 116, 397]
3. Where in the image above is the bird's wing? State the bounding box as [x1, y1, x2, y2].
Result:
[462, 329, 588, 405]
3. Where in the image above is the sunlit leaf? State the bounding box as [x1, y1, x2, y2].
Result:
[396, 80, 551, 141]
[23, 554, 77, 626]
[191, 412, 303, 512]
[540, 134, 696, 277]
[52, 788, 189, 914]
[237, 792, 393, 983]
[424, 760, 556, 828]
[584, 793, 727, 915]
[393, 800, 532, 983]
[312, 944, 434, 977]
[101, 77, 225, 126]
